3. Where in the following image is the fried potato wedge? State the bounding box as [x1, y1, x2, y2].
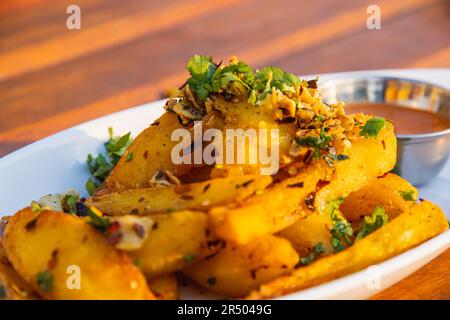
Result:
[98, 112, 191, 194]
[209, 162, 328, 245]
[2, 208, 154, 300]
[0, 241, 37, 300]
[130, 211, 218, 278]
[209, 122, 396, 245]
[340, 173, 418, 222]
[278, 212, 333, 257]
[87, 175, 272, 215]
[247, 200, 448, 299]
[314, 121, 397, 215]
[148, 274, 179, 300]
[183, 235, 299, 297]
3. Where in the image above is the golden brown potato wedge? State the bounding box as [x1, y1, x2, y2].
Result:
[340, 173, 418, 222]
[313, 120, 397, 215]
[130, 210, 218, 278]
[148, 274, 179, 300]
[278, 212, 333, 258]
[183, 235, 299, 297]
[247, 200, 448, 299]
[2, 208, 154, 300]
[98, 112, 191, 194]
[208, 161, 328, 245]
[209, 122, 396, 245]
[0, 241, 37, 300]
[87, 175, 272, 215]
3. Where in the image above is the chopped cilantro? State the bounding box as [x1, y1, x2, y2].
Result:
[31, 201, 41, 213]
[327, 198, 353, 252]
[359, 117, 385, 138]
[185, 55, 302, 104]
[86, 207, 110, 234]
[186, 55, 218, 101]
[85, 128, 133, 195]
[134, 257, 142, 268]
[355, 207, 388, 240]
[398, 190, 416, 202]
[183, 254, 196, 263]
[85, 178, 98, 196]
[62, 194, 78, 214]
[126, 152, 133, 162]
[36, 271, 53, 293]
[295, 129, 333, 159]
[337, 154, 350, 161]
[300, 242, 325, 265]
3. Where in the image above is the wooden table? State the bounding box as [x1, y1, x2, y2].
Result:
[0, 0, 449, 299]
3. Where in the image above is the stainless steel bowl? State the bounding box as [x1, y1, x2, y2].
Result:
[319, 75, 450, 186]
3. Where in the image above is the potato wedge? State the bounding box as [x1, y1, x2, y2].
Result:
[98, 112, 191, 194]
[313, 120, 397, 215]
[340, 173, 418, 222]
[87, 175, 272, 215]
[247, 200, 448, 299]
[148, 274, 179, 300]
[2, 208, 154, 299]
[209, 161, 328, 245]
[209, 122, 396, 245]
[0, 241, 37, 300]
[183, 235, 299, 297]
[278, 212, 333, 257]
[130, 210, 218, 278]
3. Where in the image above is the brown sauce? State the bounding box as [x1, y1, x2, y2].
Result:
[345, 103, 450, 135]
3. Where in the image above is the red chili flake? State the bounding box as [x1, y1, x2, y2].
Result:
[132, 223, 145, 238]
[107, 221, 121, 235]
[47, 249, 59, 270]
[143, 150, 149, 159]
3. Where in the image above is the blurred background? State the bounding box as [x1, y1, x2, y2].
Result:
[0, 0, 449, 156]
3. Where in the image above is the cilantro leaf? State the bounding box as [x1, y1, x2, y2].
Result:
[359, 117, 385, 138]
[300, 242, 325, 265]
[355, 206, 388, 240]
[85, 129, 133, 195]
[186, 55, 218, 101]
[62, 194, 78, 214]
[398, 190, 416, 202]
[327, 198, 353, 252]
[295, 129, 333, 159]
[36, 271, 53, 293]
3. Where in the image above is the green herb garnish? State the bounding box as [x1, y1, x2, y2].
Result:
[300, 242, 325, 265]
[31, 201, 41, 213]
[85, 128, 133, 195]
[126, 152, 133, 162]
[183, 254, 196, 263]
[359, 117, 385, 138]
[327, 198, 353, 252]
[62, 194, 78, 214]
[295, 129, 333, 159]
[85, 178, 98, 196]
[355, 207, 388, 240]
[398, 190, 416, 202]
[86, 208, 110, 234]
[36, 271, 53, 293]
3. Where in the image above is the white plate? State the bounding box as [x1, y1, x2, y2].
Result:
[1, 69, 449, 300]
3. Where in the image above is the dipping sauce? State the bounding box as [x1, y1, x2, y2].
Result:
[346, 103, 450, 135]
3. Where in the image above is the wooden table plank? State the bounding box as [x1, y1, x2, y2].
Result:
[0, 0, 448, 299]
